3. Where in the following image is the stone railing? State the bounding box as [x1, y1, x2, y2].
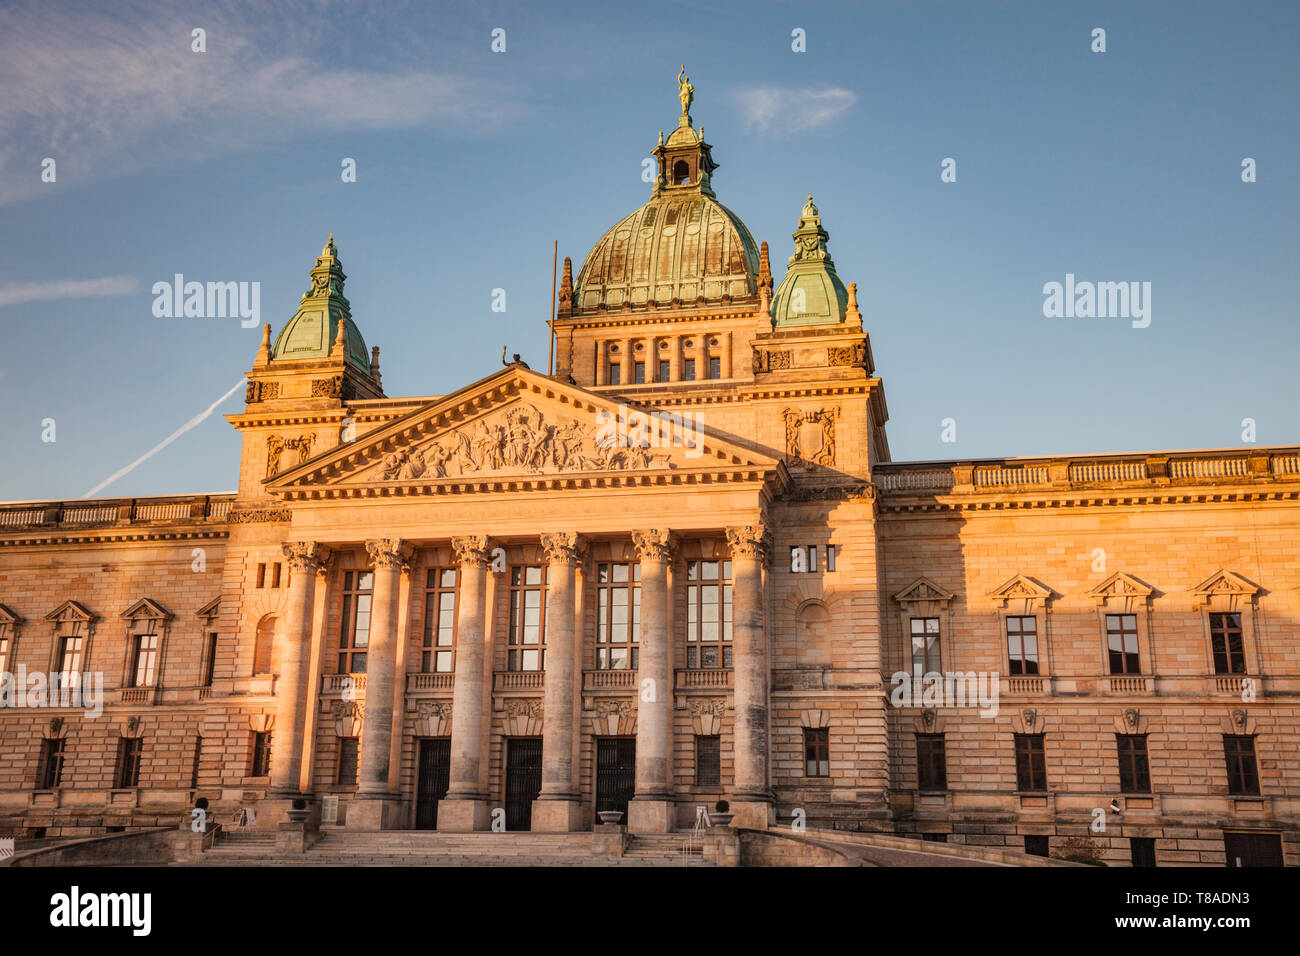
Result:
[584, 669, 638, 689]
[321, 673, 366, 695]
[676, 668, 733, 689]
[0, 494, 236, 530]
[407, 673, 455, 692]
[873, 448, 1300, 496]
[495, 670, 544, 691]
[118, 686, 157, 705]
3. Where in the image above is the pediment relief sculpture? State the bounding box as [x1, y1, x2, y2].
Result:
[374, 403, 675, 481]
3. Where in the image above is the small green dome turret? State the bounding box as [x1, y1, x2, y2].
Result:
[270, 234, 371, 372]
[769, 195, 849, 328]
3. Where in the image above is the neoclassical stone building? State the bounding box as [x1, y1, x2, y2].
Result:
[1, 86, 1297, 866]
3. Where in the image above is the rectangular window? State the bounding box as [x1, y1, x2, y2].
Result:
[1014, 733, 1047, 792]
[1024, 835, 1050, 857]
[658, 359, 670, 382]
[910, 617, 941, 676]
[131, 625, 160, 687]
[38, 738, 65, 789]
[683, 358, 696, 380]
[1130, 837, 1157, 867]
[507, 565, 548, 671]
[200, 632, 218, 687]
[0, 625, 9, 674]
[917, 734, 947, 790]
[422, 568, 458, 673]
[56, 624, 85, 679]
[271, 563, 282, 588]
[596, 562, 640, 669]
[1106, 614, 1140, 674]
[1210, 613, 1246, 675]
[337, 737, 359, 786]
[1116, 734, 1150, 793]
[250, 732, 272, 777]
[695, 735, 720, 787]
[1223, 735, 1259, 795]
[256, 563, 266, 588]
[708, 356, 721, 379]
[115, 737, 142, 789]
[804, 727, 830, 777]
[633, 361, 645, 384]
[608, 364, 621, 386]
[685, 559, 732, 669]
[825, 545, 836, 571]
[1006, 616, 1040, 675]
[338, 570, 374, 673]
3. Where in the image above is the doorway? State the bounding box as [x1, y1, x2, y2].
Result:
[595, 737, 636, 819]
[415, 738, 450, 830]
[505, 737, 543, 831]
[1223, 830, 1283, 867]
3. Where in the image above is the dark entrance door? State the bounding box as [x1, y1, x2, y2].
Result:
[505, 737, 543, 831]
[595, 737, 636, 819]
[1223, 831, 1284, 867]
[415, 738, 451, 829]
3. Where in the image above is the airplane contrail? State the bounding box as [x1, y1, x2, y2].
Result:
[82, 378, 247, 498]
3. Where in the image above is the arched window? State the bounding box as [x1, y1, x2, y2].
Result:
[673, 160, 690, 185]
[253, 615, 278, 675]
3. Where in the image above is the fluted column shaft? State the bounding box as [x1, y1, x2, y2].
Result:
[728, 525, 772, 804]
[269, 541, 330, 795]
[355, 538, 409, 797]
[447, 536, 492, 799]
[632, 530, 674, 798]
[538, 532, 582, 800]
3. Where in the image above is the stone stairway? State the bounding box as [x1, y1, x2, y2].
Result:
[195, 829, 715, 867]
[624, 834, 710, 866]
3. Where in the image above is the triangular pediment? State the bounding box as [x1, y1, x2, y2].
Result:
[1088, 571, 1154, 600]
[120, 597, 173, 621]
[893, 576, 954, 606]
[1192, 569, 1259, 599]
[0, 604, 23, 625]
[266, 365, 786, 498]
[45, 600, 97, 623]
[196, 597, 221, 620]
[988, 574, 1054, 606]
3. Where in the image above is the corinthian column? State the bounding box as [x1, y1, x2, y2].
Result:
[346, 537, 411, 830]
[628, 529, 676, 833]
[727, 524, 774, 828]
[269, 541, 330, 797]
[439, 535, 494, 831]
[532, 531, 584, 832]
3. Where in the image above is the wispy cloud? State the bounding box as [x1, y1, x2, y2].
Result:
[732, 85, 857, 135]
[0, 276, 139, 308]
[0, 0, 523, 205]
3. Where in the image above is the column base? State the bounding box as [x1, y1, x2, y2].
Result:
[530, 797, 583, 832]
[437, 798, 492, 832]
[627, 798, 675, 834]
[730, 799, 775, 830]
[345, 796, 404, 831]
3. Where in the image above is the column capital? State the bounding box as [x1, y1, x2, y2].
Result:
[365, 537, 413, 571]
[450, 535, 495, 568]
[631, 529, 677, 564]
[282, 541, 331, 574]
[540, 531, 586, 567]
[725, 524, 771, 566]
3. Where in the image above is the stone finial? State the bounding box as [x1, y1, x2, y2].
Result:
[371, 346, 381, 387]
[255, 322, 272, 366]
[558, 256, 574, 313]
[330, 316, 347, 359]
[846, 281, 862, 329]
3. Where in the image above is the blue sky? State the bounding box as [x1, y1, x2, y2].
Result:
[1, 0, 1296, 500]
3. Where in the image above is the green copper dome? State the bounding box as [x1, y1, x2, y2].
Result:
[770, 195, 848, 328]
[271, 235, 371, 372]
[573, 195, 759, 314]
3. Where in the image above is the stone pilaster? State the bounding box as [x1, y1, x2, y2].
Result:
[439, 535, 495, 831]
[532, 531, 585, 831]
[727, 523, 775, 828]
[346, 537, 411, 830]
[268, 541, 330, 797]
[628, 529, 676, 833]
